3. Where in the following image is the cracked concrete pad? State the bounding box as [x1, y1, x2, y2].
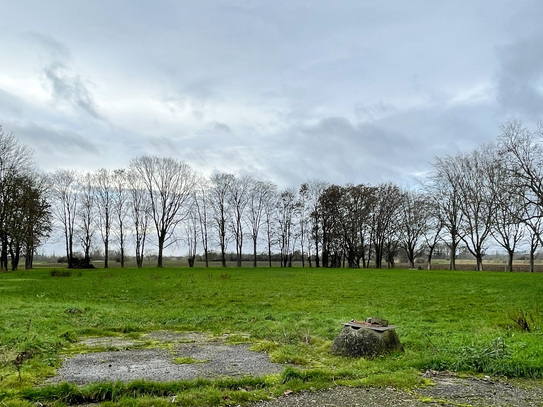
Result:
[50, 333, 285, 385]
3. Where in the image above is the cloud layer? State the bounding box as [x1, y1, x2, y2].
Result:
[1, 0, 542, 187]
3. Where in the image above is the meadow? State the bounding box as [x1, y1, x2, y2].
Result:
[0, 266, 542, 406]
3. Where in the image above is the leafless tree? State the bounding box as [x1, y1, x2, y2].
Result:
[302, 180, 328, 268]
[183, 202, 199, 267]
[422, 201, 444, 270]
[93, 169, 113, 268]
[487, 150, 525, 272]
[428, 156, 464, 270]
[130, 156, 197, 267]
[77, 172, 95, 267]
[498, 120, 543, 248]
[522, 206, 542, 273]
[49, 169, 79, 268]
[276, 188, 299, 267]
[264, 188, 279, 267]
[246, 179, 276, 267]
[398, 190, 430, 269]
[112, 169, 130, 268]
[127, 170, 151, 268]
[229, 175, 251, 267]
[209, 172, 234, 267]
[451, 147, 497, 271]
[193, 177, 211, 267]
[371, 183, 403, 269]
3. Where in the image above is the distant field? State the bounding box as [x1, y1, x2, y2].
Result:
[0, 267, 542, 405]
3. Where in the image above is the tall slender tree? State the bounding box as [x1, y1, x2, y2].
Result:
[130, 156, 197, 268]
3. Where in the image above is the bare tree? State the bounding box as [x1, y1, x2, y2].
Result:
[127, 170, 151, 268]
[209, 172, 234, 267]
[428, 157, 464, 270]
[371, 183, 403, 269]
[523, 207, 542, 273]
[276, 188, 299, 267]
[398, 190, 430, 269]
[77, 172, 95, 268]
[303, 180, 328, 268]
[183, 202, 199, 267]
[130, 156, 197, 268]
[488, 151, 525, 272]
[264, 188, 278, 267]
[93, 169, 113, 268]
[49, 169, 79, 269]
[452, 147, 497, 271]
[193, 177, 211, 267]
[246, 179, 276, 267]
[422, 201, 444, 270]
[229, 175, 251, 267]
[112, 169, 130, 268]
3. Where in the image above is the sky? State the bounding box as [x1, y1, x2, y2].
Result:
[1, 0, 543, 189]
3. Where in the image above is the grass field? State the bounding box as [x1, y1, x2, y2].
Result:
[0, 267, 542, 406]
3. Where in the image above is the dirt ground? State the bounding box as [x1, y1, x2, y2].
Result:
[50, 332, 543, 406]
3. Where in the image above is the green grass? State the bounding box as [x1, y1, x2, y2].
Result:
[0, 267, 542, 406]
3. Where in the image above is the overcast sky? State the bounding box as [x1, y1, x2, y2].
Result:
[1, 0, 543, 188]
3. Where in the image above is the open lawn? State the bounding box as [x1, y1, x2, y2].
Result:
[0, 267, 542, 406]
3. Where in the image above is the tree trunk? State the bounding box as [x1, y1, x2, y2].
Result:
[507, 250, 514, 272]
[104, 239, 109, 269]
[476, 254, 483, 271]
[449, 239, 457, 271]
[157, 233, 165, 268]
[1, 237, 8, 271]
[253, 239, 258, 267]
[25, 249, 33, 270]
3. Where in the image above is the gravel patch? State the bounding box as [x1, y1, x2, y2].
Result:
[252, 387, 428, 407]
[78, 337, 137, 349]
[49, 332, 543, 407]
[50, 332, 285, 385]
[251, 373, 543, 407]
[417, 372, 543, 407]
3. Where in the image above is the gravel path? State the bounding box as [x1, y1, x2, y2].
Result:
[251, 373, 543, 407]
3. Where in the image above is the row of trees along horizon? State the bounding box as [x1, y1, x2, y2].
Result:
[2, 120, 543, 272]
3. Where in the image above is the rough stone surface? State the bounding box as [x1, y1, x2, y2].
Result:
[49, 333, 285, 385]
[251, 373, 543, 407]
[330, 325, 402, 358]
[365, 316, 389, 327]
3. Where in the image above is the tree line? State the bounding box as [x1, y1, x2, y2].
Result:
[1, 120, 543, 271]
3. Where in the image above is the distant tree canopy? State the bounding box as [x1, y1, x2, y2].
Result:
[3, 119, 543, 271]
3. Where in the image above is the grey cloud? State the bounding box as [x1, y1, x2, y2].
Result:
[42, 62, 102, 120]
[11, 122, 100, 156]
[0, 88, 24, 116]
[495, 36, 543, 119]
[25, 31, 72, 60]
[148, 136, 181, 156]
[354, 102, 397, 122]
[212, 122, 232, 133]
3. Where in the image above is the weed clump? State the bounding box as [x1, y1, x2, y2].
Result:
[508, 308, 540, 332]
